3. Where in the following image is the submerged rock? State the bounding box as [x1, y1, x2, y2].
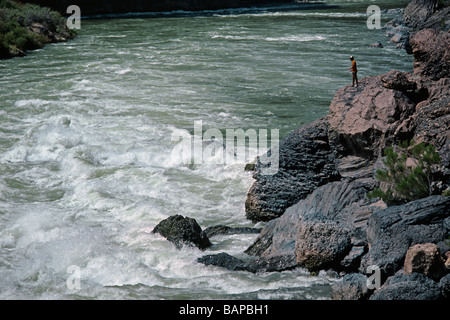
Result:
[197, 252, 297, 273]
[152, 215, 212, 250]
[202, 225, 261, 238]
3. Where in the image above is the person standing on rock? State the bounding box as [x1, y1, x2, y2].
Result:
[349, 56, 358, 87]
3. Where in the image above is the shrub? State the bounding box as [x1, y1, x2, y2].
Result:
[367, 140, 442, 204]
[0, 0, 75, 58]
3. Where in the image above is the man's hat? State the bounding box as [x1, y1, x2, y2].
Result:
[350, 56, 354, 59]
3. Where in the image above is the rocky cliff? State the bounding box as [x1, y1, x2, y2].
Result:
[198, 0, 450, 300]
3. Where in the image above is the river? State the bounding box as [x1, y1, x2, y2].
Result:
[0, 0, 412, 299]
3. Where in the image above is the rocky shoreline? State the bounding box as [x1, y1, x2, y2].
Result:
[0, 1, 76, 59]
[153, 0, 450, 300]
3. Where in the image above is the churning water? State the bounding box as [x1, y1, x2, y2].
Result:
[0, 1, 412, 299]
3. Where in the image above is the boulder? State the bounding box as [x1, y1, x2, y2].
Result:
[245, 179, 381, 272]
[197, 252, 249, 271]
[360, 196, 450, 276]
[369, 272, 441, 300]
[328, 74, 416, 159]
[295, 221, 352, 271]
[404, 243, 446, 281]
[152, 215, 212, 250]
[245, 117, 339, 222]
[331, 273, 371, 300]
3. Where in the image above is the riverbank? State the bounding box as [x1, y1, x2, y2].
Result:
[193, 0, 450, 299]
[0, 0, 76, 59]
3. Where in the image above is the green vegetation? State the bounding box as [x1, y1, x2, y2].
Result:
[0, 0, 75, 59]
[367, 140, 442, 204]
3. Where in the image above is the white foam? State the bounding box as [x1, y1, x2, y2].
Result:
[115, 68, 132, 75]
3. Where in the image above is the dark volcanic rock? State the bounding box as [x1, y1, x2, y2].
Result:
[245, 117, 339, 222]
[197, 252, 297, 273]
[202, 225, 261, 238]
[360, 196, 450, 277]
[153, 215, 212, 250]
[197, 252, 249, 271]
[331, 273, 371, 300]
[245, 179, 383, 272]
[440, 274, 450, 299]
[369, 272, 441, 300]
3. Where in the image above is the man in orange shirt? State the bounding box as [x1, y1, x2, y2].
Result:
[349, 56, 358, 87]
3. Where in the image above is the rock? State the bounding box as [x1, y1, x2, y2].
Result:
[369, 272, 441, 300]
[152, 215, 212, 250]
[439, 273, 450, 298]
[197, 252, 249, 271]
[404, 243, 446, 281]
[245, 117, 339, 222]
[331, 273, 371, 300]
[340, 246, 367, 270]
[411, 79, 450, 180]
[335, 156, 373, 179]
[409, 29, 450, 80]
[360, 196, 450, 277]
[197, 252, 297, 273]
[202, 225, 261, 238]
[403, 0, 440, 30]
[390, 31, 409, 44]
[380, 70, 416, 93]
[328, 74, 417, 158]
[419, 6, 450, 30]
[244, 220, 276, 256]
[245, 179, 380, 272]
[445, 251, 450, 270]
[295, 221, 352, 271]
[370, 42, 384, 48]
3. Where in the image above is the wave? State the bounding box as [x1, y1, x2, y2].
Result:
[82, 2, 335, 20]
[211, 34, 327, 42]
